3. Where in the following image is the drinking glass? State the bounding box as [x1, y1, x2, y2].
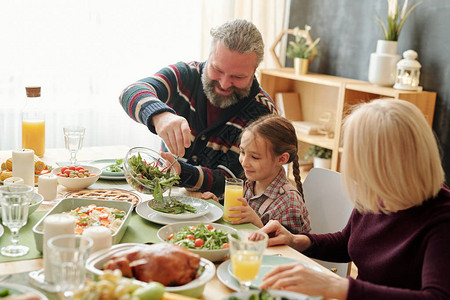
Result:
[63, 126, 85, 165]
[223, 178, 243, 223]
[229, 230, 268, 291]
[48, 234, 93, 300]
[0, 184, 33, 257]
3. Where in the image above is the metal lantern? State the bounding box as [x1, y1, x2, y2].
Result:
[394, 50, 421, 90]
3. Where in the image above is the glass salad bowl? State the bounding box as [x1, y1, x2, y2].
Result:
[123, 147, 179, 195]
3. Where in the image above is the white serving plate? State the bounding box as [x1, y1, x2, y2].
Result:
[136, 200, 223, 225]
[157, 222, 237, 262]
[32, 197, 133, 252]
[148, 196, 210, 219]
[86, 243, 215, 298]
[89, 159, 126, 180]
[0, 282, 49, 300]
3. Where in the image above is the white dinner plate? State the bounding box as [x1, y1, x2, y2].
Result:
[224, 290, 320, 300]
[0, 282, 49, 300]
[136, 200, 223, 225]
[147, 196, 210, 219]
[217, 255, 323, 292]
[89, 159, 125, 180]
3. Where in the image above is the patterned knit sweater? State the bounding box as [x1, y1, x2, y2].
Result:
[119, 61, 277, 195]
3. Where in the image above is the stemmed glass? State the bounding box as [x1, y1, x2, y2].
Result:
[63, 126, 85, 165]
[0, 184, 33, 257]
[229, 230, 268, 291]
[48, 234, 93, 300]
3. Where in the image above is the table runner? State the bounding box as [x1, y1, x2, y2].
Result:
[0, 201, 256, 263]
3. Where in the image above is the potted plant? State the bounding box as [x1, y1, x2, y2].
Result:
[305, 145, 332, 169]
[286, 25, 320, 75]
[368, 0, 421, 86]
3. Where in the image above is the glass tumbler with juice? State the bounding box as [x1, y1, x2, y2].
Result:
[223, 178, 243, 222]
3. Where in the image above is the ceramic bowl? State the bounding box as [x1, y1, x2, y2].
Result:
[123, 147, 171, 194]
[157, 222, 237, 262]
[86, 243, 215, 298]
[0, 191, 43, 220]
[52, 165, 101, 190]
[32, 198, 133, 252]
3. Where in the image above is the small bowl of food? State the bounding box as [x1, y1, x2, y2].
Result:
[86, 243, 215, 298]
[123, 147, 179, 194]
[157, 222, 237, 262]
[52, 165, 101, 190]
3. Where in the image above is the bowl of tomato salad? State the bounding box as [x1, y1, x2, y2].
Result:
[157, 222, 237, 262]
[52, 165, 101, 190]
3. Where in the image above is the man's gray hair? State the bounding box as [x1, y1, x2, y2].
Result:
[210, 19, 264, 67]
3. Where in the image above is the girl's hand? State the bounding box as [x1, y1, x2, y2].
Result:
[160, 152, 181, 175]
[260, 262, 348, 300]
[229, 197, 263, 228]
[201, 191, 219, 202]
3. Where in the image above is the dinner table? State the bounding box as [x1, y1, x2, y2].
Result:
[0, 145, 333, 300]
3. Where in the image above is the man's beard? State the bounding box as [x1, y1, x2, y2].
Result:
[201, 71, 252, 109]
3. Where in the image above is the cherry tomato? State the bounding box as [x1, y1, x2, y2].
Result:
[168, 233, 174, 241]
[194, 238, 204, 247]
[186, 234, 195, 240]
[61, 167, 68, 173]
[69, 166, 76, 171]
[222, 243, 230, 249]
[206, 224, 214, 230]
[75, 166, 84, 171]
[63, 169, 71, 176]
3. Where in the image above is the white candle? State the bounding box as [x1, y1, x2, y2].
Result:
[12, 149, 35, 187]
[43, 213, 76, 283]
[82, 226, 112, 254]
[38, 174, 58, 201]
[3, 177, 24, 185]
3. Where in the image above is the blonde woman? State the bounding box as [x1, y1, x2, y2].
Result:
[258, 99, 450, 299]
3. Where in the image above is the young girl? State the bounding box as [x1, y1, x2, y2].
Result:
[202, 114, 311, 234]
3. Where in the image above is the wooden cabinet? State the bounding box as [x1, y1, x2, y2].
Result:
[260, 68, 437, 172]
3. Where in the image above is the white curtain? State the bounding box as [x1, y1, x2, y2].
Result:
[0, 0, 286, 152]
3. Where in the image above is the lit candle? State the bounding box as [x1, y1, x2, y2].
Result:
[43, 213, 76, 283]
[12, 149, 35, 187]
[38, 173, 58, 201]
[3, 177, 24, 185]
[83, 226, 113, 254]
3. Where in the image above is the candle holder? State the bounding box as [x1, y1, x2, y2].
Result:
[394, 50, 422, 91]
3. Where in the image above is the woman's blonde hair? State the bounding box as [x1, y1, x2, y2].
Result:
[341, 98, 445, 214]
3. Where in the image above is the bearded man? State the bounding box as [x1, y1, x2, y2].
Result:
[119, 19, 277, 196]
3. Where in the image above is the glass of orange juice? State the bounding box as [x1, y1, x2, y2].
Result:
[223, 178, 243, 223]
[229, 230, 268, 291]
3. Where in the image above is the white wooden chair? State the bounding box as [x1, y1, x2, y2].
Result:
[303, 168, 354, 277]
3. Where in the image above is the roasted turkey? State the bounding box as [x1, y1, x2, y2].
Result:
[103, 243, 200, 286]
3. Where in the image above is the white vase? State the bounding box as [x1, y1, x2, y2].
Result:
[313, 157, 331, 169]
[294, 57, 308, 75]
[368, 40, 401, 86]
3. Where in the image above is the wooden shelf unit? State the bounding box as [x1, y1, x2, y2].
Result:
[260, 68, 437, 172]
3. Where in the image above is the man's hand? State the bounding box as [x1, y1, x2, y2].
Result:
[153, 112, 191, 157]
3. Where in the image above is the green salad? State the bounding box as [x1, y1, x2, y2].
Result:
[167, 223, 230, 250]
[103, 159, 124, 173]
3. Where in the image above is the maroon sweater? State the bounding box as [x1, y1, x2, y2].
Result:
[304, 185, 450, 299]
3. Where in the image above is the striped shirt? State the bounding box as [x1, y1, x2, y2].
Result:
[119, 61, 277, 195]
[245, 169, 311, 234]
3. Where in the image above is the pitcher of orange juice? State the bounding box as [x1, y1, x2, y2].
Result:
[223, 178, 244, 222]
[22, 87, 45, 157]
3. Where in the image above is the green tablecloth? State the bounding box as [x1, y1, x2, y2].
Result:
[0, 200, 256, 263]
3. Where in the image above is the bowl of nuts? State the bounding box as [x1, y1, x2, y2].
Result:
[52, 165, 101, 190]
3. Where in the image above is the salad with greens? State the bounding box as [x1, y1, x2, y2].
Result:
[167, 223, 231, 250]
[126, 152, 180, 195]
[102, 159, 124, 173]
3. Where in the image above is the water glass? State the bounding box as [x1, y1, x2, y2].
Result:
[48, 234, 93, 300]
[223, 178, 243, 223]
[63, 126, 85, 165]
[229, 230, 268, 291]
[0, 184, 33, 257]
